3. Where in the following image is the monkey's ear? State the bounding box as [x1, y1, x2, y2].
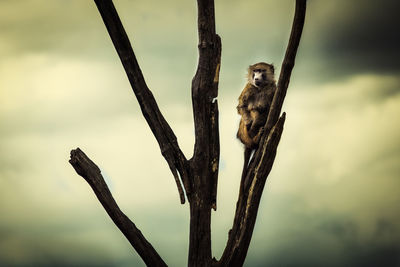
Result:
[270, 64, 275, 73]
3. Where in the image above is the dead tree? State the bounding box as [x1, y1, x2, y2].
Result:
[68, 0, 307, 266]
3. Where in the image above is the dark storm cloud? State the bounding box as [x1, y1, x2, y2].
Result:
[307, 0, 400, 79]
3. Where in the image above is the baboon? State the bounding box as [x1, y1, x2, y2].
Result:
[237, 62, 276, 181]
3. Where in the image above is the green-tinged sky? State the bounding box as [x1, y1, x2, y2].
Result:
[1, 0, 399, 266]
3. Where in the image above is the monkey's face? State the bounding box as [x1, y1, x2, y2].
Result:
[251, 69, 268, 88]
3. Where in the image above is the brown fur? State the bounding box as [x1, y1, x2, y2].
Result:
[237, 62, 276, 149]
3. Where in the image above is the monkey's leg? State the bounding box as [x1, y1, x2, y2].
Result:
[248, 110, 264, 139]
[240, 147, 253, 193]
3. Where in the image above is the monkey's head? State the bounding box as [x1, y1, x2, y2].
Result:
[248, 62, 275, 88]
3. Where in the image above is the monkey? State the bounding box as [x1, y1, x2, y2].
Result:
[237, 62, 276, 183]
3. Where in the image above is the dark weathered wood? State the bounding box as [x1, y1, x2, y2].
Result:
[69, 0, 305, 266]
[188, 0, 221, 265]
[94, 0, 190, 204]
[266, 0, 307, 133]
[216, 114, 286, 267]
[216, 1, 306, 266]
[69, 148, 167, 267]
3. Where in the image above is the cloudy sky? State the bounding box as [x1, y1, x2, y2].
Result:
[1, 0, 399, 266]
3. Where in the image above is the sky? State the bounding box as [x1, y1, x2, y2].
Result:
[0, 0, 399, 266]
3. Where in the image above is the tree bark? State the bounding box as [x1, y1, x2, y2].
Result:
[216, 1, 306, 266]
[188, 0, 221, 265]
[68, 0, 306, 266]
[69, 148, 167, 267]
[216, 115, 286, 267]
[266, 0, 307, 134]
[94, 0, 190, 204]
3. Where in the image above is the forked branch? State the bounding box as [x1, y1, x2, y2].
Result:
[94, 0, 190, 204]
[217, 114, 286, 267]
[217, 0, 306, 266]
[69, 148, 167, 267]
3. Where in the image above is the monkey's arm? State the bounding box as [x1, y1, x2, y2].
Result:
[248, 90, 272, 138]
[237, 98, 247, 115]
[237, 83, 255, 114]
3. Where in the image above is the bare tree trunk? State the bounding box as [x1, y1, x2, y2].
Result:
[188, 0, 221, 265]
[68, 0, 306, 266]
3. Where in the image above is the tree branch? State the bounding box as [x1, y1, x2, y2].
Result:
[69, 148, 167, 267]
[94, 0, 190, 204]
[265, 0, 307, 133]
[217, 115, 286, 267]
[217, 0, 306, 266]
